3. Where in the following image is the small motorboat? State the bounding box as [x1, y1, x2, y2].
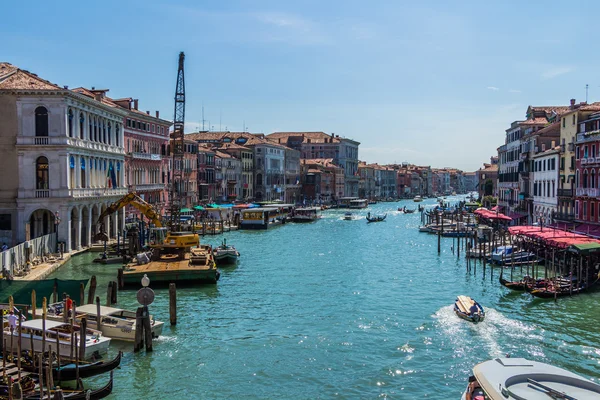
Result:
[454, 295, 485, 323]
[213, 238, 240, 265]
[366, 212, 387, 223]
[343, 212, 353, 220]
[413, 196, 423, 202]
[461, 357, 600, 400]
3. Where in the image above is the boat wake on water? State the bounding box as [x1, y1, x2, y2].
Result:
[432, 305, 543, 359]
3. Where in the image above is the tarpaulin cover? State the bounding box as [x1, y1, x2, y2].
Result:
[0, 278, 89, 307]
[473, 208, 512, 221]
[508, 226, 600, 248]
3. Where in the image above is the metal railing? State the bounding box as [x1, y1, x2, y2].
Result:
[576, 187, 599, 197]
[35, 189, 50, 198]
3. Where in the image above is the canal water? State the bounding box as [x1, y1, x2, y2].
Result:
[48, 198, 600, 399]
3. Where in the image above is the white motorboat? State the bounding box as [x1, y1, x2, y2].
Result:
[45, 303, 164, 342]
[413, 196, 423, 202]
[343, 212, 353, 220]
[3, 319, 111, 359]
[489, 245, 536, 265]
[462, 357, 600, 399]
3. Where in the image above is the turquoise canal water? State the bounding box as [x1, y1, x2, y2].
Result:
[47, 198, 600, 399]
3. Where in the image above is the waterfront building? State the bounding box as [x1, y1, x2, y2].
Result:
[463, 172, 477, 192]
[396, 166, 412, 198]
[555, 100, 600, 224]
[214, 150, 242, 202]
[0, 63, 126, 250]
[532, 146, 560, 225]
[476, 157, 498, 200]
[219, 143, 254, 201]
[171, 138, 198, 209]
[267, 132, 360, 197]
[574, 110, 600, 227]
[283, 147, 301, 204]
[358, 162, 376, 199]
[197, 145, 217, 203]
[300, 159, 341, 203]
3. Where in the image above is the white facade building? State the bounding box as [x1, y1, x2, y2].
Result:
[0, 63, 127, 251]
[532, 147, 559, 225]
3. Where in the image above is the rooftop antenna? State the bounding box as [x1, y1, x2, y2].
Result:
[586, 84, 589, 103]
[202, 104, 205, 131]
[219, 109, 222, 132]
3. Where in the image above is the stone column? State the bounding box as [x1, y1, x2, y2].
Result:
[86, 205, 92, 248]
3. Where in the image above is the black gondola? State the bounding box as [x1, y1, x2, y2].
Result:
[53, 351, 122, 381]
[366, 213, 387, 223]
[4, 371, 114, 400]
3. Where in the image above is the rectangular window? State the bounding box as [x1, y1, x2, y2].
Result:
[583, 202, 588, 219]
[560, 157, 565, 170]
[576, 146, 580, 160]
[584, 146, 589, 158]
[572, 114, 576, 125]
[592, 202, 596, 219]
[593, 145, 597, 158]
[0, 214, 11, 230]
[562, 118, 565, 128]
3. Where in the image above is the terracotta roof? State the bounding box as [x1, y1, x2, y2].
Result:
[0, 63, 62, 91]
[533, 121, 560, 136]
[520, 117, 549, 125]
[215, 150, 234, 159]
[479, 164, 498, 172]
[71, 87, 119, 108]
[267, 131, 358, 144]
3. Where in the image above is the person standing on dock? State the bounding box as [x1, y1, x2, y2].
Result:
[7, 310, 18, 330]
[65, 294, 73, 316]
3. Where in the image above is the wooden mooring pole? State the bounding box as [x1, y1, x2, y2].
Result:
[169, 283, 177, 326]
[87, 276, 97, 304]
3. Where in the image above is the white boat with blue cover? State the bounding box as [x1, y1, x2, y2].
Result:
[462, 357, 600, 399]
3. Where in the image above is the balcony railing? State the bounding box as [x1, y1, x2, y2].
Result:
[35, 189, 50, 198]
[133, 183, 165, 191]
[576, 187, 599, 197]
[34, 137, 49, 145]
[69, 187, 128, 198]
[553, 212, 575, 222]
[131, 152, 162, 161]
[557, 188, 573, 197]
[577, 132, 600, 144]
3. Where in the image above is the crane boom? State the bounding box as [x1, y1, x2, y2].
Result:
[169, 51, 186, 233]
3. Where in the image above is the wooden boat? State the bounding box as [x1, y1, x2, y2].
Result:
[529, 277, 588, 298]
[291, 207, 320, 223]
[366, 213, 386, 223]
[343, 212, 353, 221]
[461, 357, 600, 400]
[3, 319, 111, 360]
[52, 351, 122, 381]
[454, 295, 485, 323]
[213, 239, 240, 265]
[499, 269, 545, 291]
[45, 303, 164, 342]
[21, 371, 114, 399]
[401, 207, 416, 214]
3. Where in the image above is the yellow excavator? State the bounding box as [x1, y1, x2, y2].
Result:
[95, 192, 199, 249]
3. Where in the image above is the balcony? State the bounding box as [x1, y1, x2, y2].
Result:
[557, 188, 573, 197]
[69, 187, 128, 198]
[35, 189, 50, 198]
[131, 152, 162, 161]
[577, 131, 600, 144]
[576, 187, 599, 197]
[17, 136, 125, 155]
[553, 212, 575, 222]
[133, 183, 165, 191]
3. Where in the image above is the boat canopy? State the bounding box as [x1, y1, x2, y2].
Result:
[77, 304, 124, 316]
[473, 208, 512, 221]
[508, 226, 600, 248]
[22, 319, 67, 331]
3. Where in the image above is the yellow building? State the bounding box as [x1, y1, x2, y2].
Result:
[556, 100, 600, 221]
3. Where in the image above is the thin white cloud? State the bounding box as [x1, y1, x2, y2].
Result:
[508, 89, 521, 93]
[541, 66, 573, 80]
[486, 86, 500, 91]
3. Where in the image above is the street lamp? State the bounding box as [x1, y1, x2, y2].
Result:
[141, 274, 150, 287]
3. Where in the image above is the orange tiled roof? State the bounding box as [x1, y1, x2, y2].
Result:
[520, 117, 549, 125]
[0, 62, 62, 91]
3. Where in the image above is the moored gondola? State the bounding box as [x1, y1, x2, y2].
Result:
[366, 213, 387, 223]
[53, 351, 122, 381]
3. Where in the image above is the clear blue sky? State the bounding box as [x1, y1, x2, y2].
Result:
[3, 1, 598, 171]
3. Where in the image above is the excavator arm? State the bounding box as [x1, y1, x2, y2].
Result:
[95, 193, 162, 241]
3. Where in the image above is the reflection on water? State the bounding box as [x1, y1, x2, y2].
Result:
[47, 198, 600, 398]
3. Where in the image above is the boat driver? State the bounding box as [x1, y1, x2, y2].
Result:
[469, 303, 479, 316]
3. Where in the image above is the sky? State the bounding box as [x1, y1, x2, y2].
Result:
[2, 0, 599, 171]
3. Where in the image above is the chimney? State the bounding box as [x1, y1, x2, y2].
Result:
[91, 86, 95, 90]
[146, 111, 150, 115]
[155, 111, 159, 118]
[542, 143, 546, 151]
[133, 99, 139, 110]
[63, 85, 68, 89]
[551, 140, 556, 148]
[570, 98, 576, 109]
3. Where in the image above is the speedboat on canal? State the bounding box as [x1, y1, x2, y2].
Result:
[4, 319, 111, 360]
[45, 303, 164, 342]
[489, 245, 537, 265]
[213, 238, 240, 265]
[454, 295, 485, 323]
[344, 212, 353, 220]
[461, 357, 600, 399]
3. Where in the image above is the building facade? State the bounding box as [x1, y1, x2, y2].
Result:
[0, 63, 126, 251]
[532, 147, 559, 225]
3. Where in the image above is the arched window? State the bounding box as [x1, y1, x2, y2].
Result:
[69, 156, 75, 188]
[80, 157, 86, 188]
[89, 117, 93, 141]
[115, 124, 120, 147]
[583, 170, 589, 189]
[102, 121, 107, 143]
[68, 108, 74, 137]
[576, 170, 580, 188]
[116, 162, 121, 186]
[36, 156, 49, 189]
[592, 170, 596, 189]
[93, 117, 98, 142]
[35, 106, 49, 137]
[79, 113, 85, 139]
[107, 123, 112, 145]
